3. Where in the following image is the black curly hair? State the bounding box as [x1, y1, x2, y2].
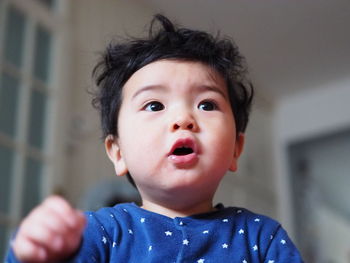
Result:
[92, 14, 253, 138]
[92, 14, 254, 185]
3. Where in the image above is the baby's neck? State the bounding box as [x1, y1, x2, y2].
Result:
[141, 200, 216, 218]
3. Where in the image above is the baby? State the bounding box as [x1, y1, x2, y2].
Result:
[7, 14, 304, 262]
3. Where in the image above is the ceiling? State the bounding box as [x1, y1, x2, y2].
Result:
[139, 0, 350, 103]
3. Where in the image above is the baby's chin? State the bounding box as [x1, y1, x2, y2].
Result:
[143, 176, 217, 198]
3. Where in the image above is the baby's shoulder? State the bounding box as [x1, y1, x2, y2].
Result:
[83, 203, 139, 232]
[85, 203, 138, 221]
[221, 206, 281, 232]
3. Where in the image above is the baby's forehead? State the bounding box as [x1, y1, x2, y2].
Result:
[122, 59, 228, 97]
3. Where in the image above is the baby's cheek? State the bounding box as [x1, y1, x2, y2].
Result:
[211, 137, 236, 162]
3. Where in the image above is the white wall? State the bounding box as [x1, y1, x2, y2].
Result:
[273, 77, 350, 237]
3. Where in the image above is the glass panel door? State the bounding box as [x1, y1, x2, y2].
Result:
[288, 129, 350, 263]
[0, 1, 58, 260]
[22, 157, 43, 217]
[0, 145, 14, 214]
[0, 73, 20, 137]
[3, 6, 26, 68]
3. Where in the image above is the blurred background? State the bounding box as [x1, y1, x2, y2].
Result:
[0, 0, 349, 261]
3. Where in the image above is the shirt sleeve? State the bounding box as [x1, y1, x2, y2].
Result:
[67, 211, 114, 263]
[4, 229, 21, 263]
[5, 245, 21, 263]
[263, 225, 304, 263]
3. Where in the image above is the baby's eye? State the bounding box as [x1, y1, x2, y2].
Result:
[144, 101, 164, 112]
[198, 100, 218, 111]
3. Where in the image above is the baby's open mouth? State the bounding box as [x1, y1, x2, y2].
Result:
[168, 138, 199, 165]
[172, 147, 194, 156]
[169, 138, 197, 157]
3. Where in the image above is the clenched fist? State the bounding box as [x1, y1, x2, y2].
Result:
[13, 196, 86, 263]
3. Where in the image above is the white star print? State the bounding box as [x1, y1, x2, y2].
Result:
[128, 229, 133, 235]
[268, 260, 275, 263]
[148, 245, 152, 251]
[197, 259, 205, 263]
[270, 235, 274, 240]
[112, 242, 117, 247]
[202, 230, 209, 234]
[222, 243, 228, 248]
[242, 260, 247, 263]
[237, 209, 242, 213]
[183, 239, 189, 245]
[179, 221, 184, 225]
[254, 218, 260, 222]
[253, 244, 258, 251]
[102, 236, 107, 244]
[165, 231, 173, 236]
[222, 219, 229, 222]
[281, 239, 286, 245]
[123, 209, 128, 213]
[238, 229, 245, 234]
[110, 214, 114, 218]
[140, 218, 145, 223]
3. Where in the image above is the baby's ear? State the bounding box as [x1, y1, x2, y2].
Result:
[105, 135, 128, 177]
[229, 133, 245, 172]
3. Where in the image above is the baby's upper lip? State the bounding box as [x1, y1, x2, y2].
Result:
[168, 137, 199, 156]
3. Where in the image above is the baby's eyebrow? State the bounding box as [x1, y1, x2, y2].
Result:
[197, 85, 227, 99]
[131, 84, 227, 100]
[131, 85, 166, 100]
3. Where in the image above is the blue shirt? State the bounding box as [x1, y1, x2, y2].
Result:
[6, 203, 304, 262]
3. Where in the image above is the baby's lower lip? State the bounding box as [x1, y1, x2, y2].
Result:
[168, 152, 198, 166]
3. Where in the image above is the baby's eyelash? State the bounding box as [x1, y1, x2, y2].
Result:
[198, 100, 219, 111]
[143, 101, 165, 112]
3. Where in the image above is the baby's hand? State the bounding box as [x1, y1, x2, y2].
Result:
[12, 195, 86, 263]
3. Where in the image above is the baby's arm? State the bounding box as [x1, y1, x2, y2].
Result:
[264, 225, 304, 262]
[11, 196, 86, 263]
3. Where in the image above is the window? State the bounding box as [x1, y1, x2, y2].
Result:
[0, 0, 68, 259]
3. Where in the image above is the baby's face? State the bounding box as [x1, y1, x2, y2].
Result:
[107, 60, 244, 207]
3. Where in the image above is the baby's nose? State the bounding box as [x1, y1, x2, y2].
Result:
[173, 122, 194, 130]
[171, 113, 198, 132]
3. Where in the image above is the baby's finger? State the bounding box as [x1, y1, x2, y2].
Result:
[40, 203, 86, 245]
[29, 205, 74, 235]
[13, 235, 47, 262]
[20, 220, 64, 252]
[41, 196, 84, 229]
[30, 197, 86, 254]
[36, 207, 86, 252]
